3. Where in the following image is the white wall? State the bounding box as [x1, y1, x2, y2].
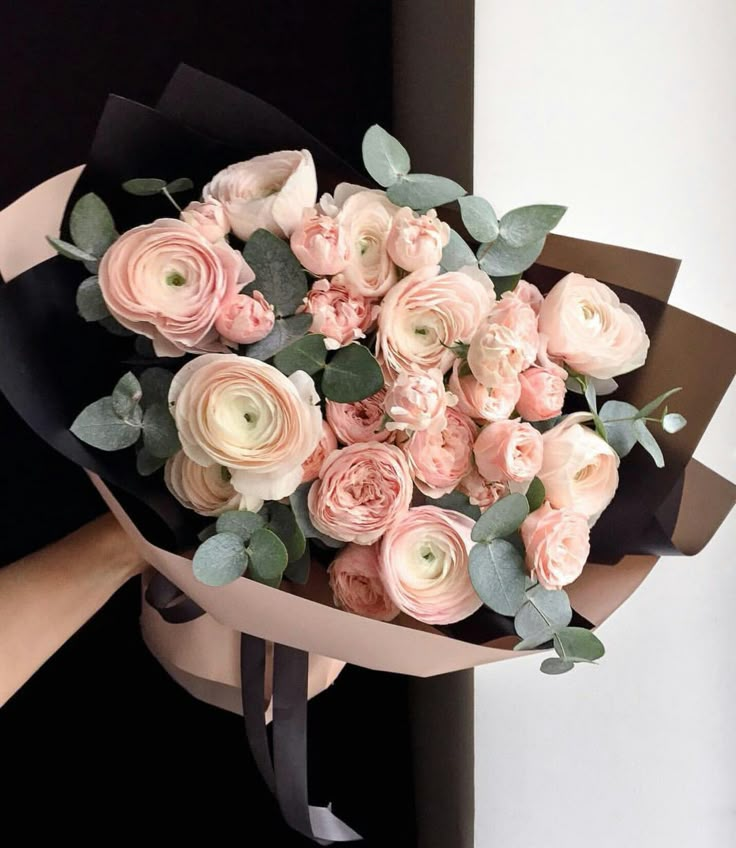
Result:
[473, 2, 736, 846]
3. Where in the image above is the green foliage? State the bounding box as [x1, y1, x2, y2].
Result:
[321, 344, 384, 403]
[76, 276, 110, 322]
[471, 493, 529, 543]
[69, 193, 118, 257]
[469, 538, 527, 616]
[458, 195, 499, 243]
[245, 314, 313, 361]
[243, 229, 308, 317]
[387, 173, 466, 210]
[193, 532, 248, 586]
[273, 333, 327, 376]
[361, 125, 411, 188]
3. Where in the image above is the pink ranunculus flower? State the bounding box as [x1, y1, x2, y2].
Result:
[516, 366, 566, 422]
[384, 368, 455, 435]
[379, 506, 482, 625]
[180, 198, 230, 243]
[290, 208, 350, 276]
[215, 291, 275, 345]
[386, 207, 450, 271]
[328, 543, 399, 621]
[448, 359, 521, 422]
[338, 189, 400, 297]
[376, 265, 491, 377]
[169, 354, 322, 511]
[98, 218, 252, 357]
[308, 442, 413, 545]
[487, 292, 540, 368]
[164, 452, 243, 517]
[203, 150, 317, 240]
[326, 388, 392, 445]
[403, 407, 477, 498]
[538, 273, 650, 379]
[538, 412, 619, 521]
[512, 279, 544, 315]
[301, 420, 338, 483]
[521, 501, 591, 590]
[459, 469, 509, 511]
[467, 321, 526, 389]
[298, 276, 377, 350]
[474, 419, 543, 484]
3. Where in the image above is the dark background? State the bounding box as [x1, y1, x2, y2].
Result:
[0, 3, 419, 844]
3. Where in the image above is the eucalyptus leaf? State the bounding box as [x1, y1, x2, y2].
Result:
[111, 372, 143, 419]
[284, 543, 311, 584]
[427, 491, 481, 521]
[554, 627, 605, 663]
[71, 397, 142, 451]
[540, 657, 575, 675]
[193, 532, 248, 586]
[197, 524, 218, 543]
[514, 584, 572, 644]
[441, 229, 478, 272]
[245, 314, 313, 361]
[166, 177, 194, 194]
[122, 178, 167, 196]
[76, 276, 110, 322]
[69, 193, 118, 257]
[273, 333, 327, 376]
[499, 205, 567, 248]
[387, 173, 466, 210]
[361, 125, 411, 188]
[216, 510, 265, 540]
[266, 502, 307, 562]
[99, 316, 134, 336]
[583, 379, 598, 414]
[636, 387, 682, 419]
[478, 234, 546, 277]
[140, 367, 174, 408]
[600, 400, 639, 458]
[662, 412, 687, 434]
[289, 482, 345, 549]
[243, 229, 308, 317]
[491, 274, 522, 296]
[525, 478, 546, 513]
[529, 415, 562, 434]
[634, 419, 665, 468]
[142, 402, 180, 459]
[458, 195, 499, 243]
[46, 236, 97, 263]
[471, 493, 529, 543]
[246, 527, 289, 585]
[468, 539, 527, 616]
[136, 446, 166, 476]
[322, 344, 384, 402]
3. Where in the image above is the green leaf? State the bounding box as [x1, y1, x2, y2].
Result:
[478, 234, 547, 277]
[361, 125, 411, 188]
[636, 387, 682, 419]
[491, 274, 522, 296]
[98, 316, 134, 336]
[426, 491, 481, 521]
[540, 657, 575, 675]
[193, 532, 248, 586]
[166, 177, 194, 194]
[525, 478, 546, 513]
[122, 178, 167, 196]
[243, 229, 308, 317]
[246, 527, 289, 586]
[76, 276, 110, 322]
[141, 402, 180, 459]
[71, 397, 142, 451]
[662, 412, 687, 434]
[322, 344, 384, 402]
[387, 174, 466, 210]
[441, 228, 478, 272]
[245, 314, 313, 361]
[266, 502, 307, 562]
[499, 205, 567, 248]
[140, 367, 174, 408]
[69, 193, 118, 257]
[468, 538, 527, 616]
[136, 446, 166, 476]
[289, 482, 345, 549]
[284, 544, 311, 584]
[634, 419, 665, 468]
[273, 333, 327, 377]
[46, 236, 97, 263]
[554, 627, 605, 663]
[600, 400, 639, 458]
[216, 510, 265, 540]
[471, 493, 529, 543]
[458, 196, 499, 243]
[514, 584, 572, 645]
[197, 524, 218, 543]
[583, 379, 598, 414]
[111, 371, 143, 418]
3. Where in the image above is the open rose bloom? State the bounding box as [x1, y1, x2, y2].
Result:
[0, 69, 733, 842]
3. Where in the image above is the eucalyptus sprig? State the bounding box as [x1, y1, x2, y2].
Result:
[122, 177, 194, 212]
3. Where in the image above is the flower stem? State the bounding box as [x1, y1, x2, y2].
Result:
[162, 187, 182, 213]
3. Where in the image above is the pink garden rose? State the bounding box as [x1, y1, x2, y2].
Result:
[339, 190, 400, 297]
[538, 273, 650, 379]
[180, 199, 229, 243]
[98, 218, 252, 357]
[326, 388, 392, 445]
[449, 359, 521, 422]
[298, 276, 377, 350]
[379, 506, 482, 625]
[402, 407, 477, 498]
[467, 321, 526, 389]
[301, 420, 338, 483]
[203, 150, 317, 240]
[516, 366, 566, 421]
[308, 442, 413, 545]
[328, 543, 399, 621]
[164, 451, 242, 516]
[290, 208, 350, 276]
[487, 292, 539, 368]
[215, 291, 275, 345]
[386, 207, 450, 271]
[512, 280, 544, 315]
[521, 502, 591, 590]
[383, 368, 454, 434]
[538, 412, 619, 521]
[376, 265, 491, 377]
[474, 419, 543, 484]
[459, 470, 508, 510]
[169, 354, 322, 510]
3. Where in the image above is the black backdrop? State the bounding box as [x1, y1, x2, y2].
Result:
[0, 3, 420, 845]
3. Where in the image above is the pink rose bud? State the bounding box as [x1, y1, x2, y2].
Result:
[301, 420, 338, 483]
[215, 291, 275, 345]
[521, 501, 591, 590]
[512, 280, 544, 315]
[516, 367, 567, 421]
[467, 321, 526, 389]
[386, 207, 450, 271]
[474, 419, 543, 484]
[328, 543, 399, 621]
[487, 292, 540, 368]
[180, 199, 229, 243]
[298, 276, 377, 350]
[290, 208, 350, 276]
[326, 388, 393, 445]
[449, 359, 521, 422]
[384, 368, 455, 435]
[459, 469, 509, 511]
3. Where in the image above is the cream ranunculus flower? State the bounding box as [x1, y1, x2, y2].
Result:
[169, 354, 322, 510]
[164, 451, 243, 516]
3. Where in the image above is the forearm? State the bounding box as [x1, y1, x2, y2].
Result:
[0, 512, 145, 705]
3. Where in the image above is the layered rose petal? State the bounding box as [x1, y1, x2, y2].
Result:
[384, 368, 453, 434]
[290, 208, 350, 276]
[516, 366, 566, 422]
[521, 502, 591, 590]
[474, 419, 543, 484]
[459, 470, 509, 511]
[301, 420, 338, 483]
[449, 359, 521, 422]
[180, 199, 229, 243]
[487, 292, 539, 368]
[339, 190, 400, 297]
[328, 543, 399, 621]
[386, 207, 450, 271]
[215, 291, 275, 345]
[164, 451, 243, 516]
[298, 276, 377, 350]
[467, 321, 526, 389]
[326, 389, 392, 445]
